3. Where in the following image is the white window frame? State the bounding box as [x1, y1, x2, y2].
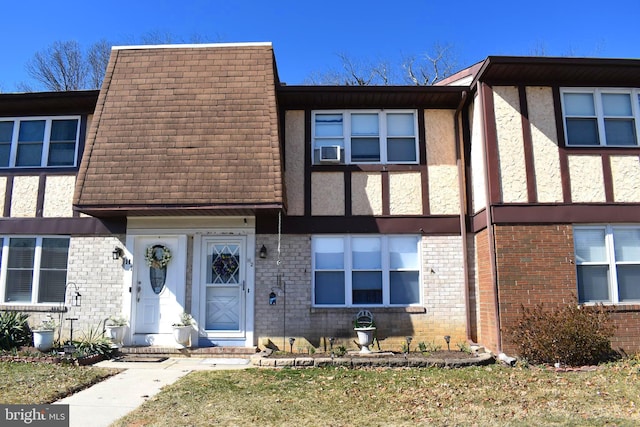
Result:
[0, 236, 70, 305]
[311, 234, 422, 307]
[311, 110, 419, 165]
[574, 225, 640, 304]
[560, 88, 640, 147]
[0, 116, 81, 168]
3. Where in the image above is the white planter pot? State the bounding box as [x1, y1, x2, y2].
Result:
[33, 330, 55, 352]
[354, 327, 376, 354]
[105, 325, 127, 348]
[173, 326, 192, 349]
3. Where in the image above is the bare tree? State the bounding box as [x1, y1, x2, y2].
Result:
[87, 39, 112, 89]
[306, 43, 458, 86]
[25, 41, 87, 91]
[402, 43, 457, 85]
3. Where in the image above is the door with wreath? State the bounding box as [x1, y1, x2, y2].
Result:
[132, 236, 186, 343]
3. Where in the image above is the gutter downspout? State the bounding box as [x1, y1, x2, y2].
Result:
[454, 91, 472, 342]
[477, 81, 502, 354]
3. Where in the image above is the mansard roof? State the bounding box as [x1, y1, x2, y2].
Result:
[74, 43, 283, 217]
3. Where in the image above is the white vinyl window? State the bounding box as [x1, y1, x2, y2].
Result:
[561, 88, 640, 147]
[0, 117, 80, 168]
[312, 110, 418, 164]
[574, 226, 640, 303]
[0, 237, 70, 304]
[312, 235, 421, 307]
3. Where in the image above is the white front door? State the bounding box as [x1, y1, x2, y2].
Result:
[199, 236, 247, 342]
[132, 235, 187, 346]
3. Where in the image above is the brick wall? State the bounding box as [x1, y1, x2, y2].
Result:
[254, 233, 467, 352]
[493, 224, 576, 354]
[475, 228, 498, 352]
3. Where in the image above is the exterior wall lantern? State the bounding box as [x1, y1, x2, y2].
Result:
[259, 245, 267, 259]
[112, 246, 131, 266]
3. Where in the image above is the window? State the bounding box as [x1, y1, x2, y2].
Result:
[1, 237, 70, 304]
[0, 117, 80, 168]
[312, 235, 421, 306]
[561, 89, 640, 147]
[574, 226, 640, 303]
[312, 110, 418, 164]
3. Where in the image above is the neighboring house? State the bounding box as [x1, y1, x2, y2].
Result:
[1, 43, 638, 355]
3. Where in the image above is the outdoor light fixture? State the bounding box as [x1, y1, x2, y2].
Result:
[259, 245, 267, 259]
[68, 282, 82, 307]
[405, 336, 413, 353]
[444, 335, 451, 351]
[112, 246, 131, 267]
[289, 337, 295, 353]
[112, 247, 124, 260]
[328, 337, 335, 356]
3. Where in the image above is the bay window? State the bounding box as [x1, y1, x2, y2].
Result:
[561, 89, 640, 147]
[312, 110, 418, 164]
[1, 237, 70, 304]
[312, 235, 421, 307]
[574, 226, 640, 303]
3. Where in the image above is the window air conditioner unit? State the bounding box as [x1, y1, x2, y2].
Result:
[320, 145, 341, 163]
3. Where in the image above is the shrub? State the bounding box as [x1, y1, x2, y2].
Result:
[70, 325, 114, 357]
[0, 312, 32, 350]
[506, 300, 616, 366]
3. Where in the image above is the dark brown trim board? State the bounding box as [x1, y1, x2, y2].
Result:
[491, 204, 640, 224]
[256, 215, 461, 235]
[480, 83, 502, 205]
[0, 217, 126, 235]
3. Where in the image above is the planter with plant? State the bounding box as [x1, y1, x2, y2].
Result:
[353, 310, 376, 354]
[32, 318, 57, 352]
[172, 313, 194, 348]
[105, 316, 128, 348]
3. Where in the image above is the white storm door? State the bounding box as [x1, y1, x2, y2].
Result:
[201, 237, 246, 337]
[133, 236, 186, 335]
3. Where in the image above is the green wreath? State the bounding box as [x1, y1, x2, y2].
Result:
[212, 253, 238, 278]
[145, 245, 172, 268]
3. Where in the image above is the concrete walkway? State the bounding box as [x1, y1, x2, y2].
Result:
[54, 358, 250, 427]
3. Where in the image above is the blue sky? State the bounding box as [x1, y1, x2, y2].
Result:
[1, 0, 639, 91]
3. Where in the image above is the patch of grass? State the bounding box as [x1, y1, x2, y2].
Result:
[114, 359, 640, 426]
[0, 362, 117, 404]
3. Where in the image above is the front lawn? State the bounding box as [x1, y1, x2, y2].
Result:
[113, 360, 640, 426]
[0, 361, 117, 404]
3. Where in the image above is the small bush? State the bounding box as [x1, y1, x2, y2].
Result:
[0, 312, 32, 350]
[506, 300, 616, 366]
[71, 325, 114, 357]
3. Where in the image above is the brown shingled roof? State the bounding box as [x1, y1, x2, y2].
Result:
[74, 43, 283, 217]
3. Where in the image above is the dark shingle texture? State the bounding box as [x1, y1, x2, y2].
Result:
[74, 44, 282, 213]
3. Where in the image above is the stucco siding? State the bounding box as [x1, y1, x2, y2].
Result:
[11, 176, 39, 217]
[43, 175, 75, 217]
[425, 109, 456, 165]
[351, 172, 382, 215]
[470, 98, 486, 213]
[611, 155, 640, 202]
[284, 110, 305, 216]
[568, 155, 606, 202]
[428, 165, 460, 215]
[494, 86, 528, 203]
[526, 86, 563, 203]
[311, 172, 344, 215]
[389, 172, 422, 215]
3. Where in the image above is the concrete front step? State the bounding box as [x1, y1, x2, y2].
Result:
[118, 346, 258, 359]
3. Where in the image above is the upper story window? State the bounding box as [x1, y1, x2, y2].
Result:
[1, 236, 70, 305]
[574, 225, 640, 304]
[312, 235, 421, 307]
[561, 88, 640, 147]
[312, 110, 418, 164]
[0, 117, 80, 168]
